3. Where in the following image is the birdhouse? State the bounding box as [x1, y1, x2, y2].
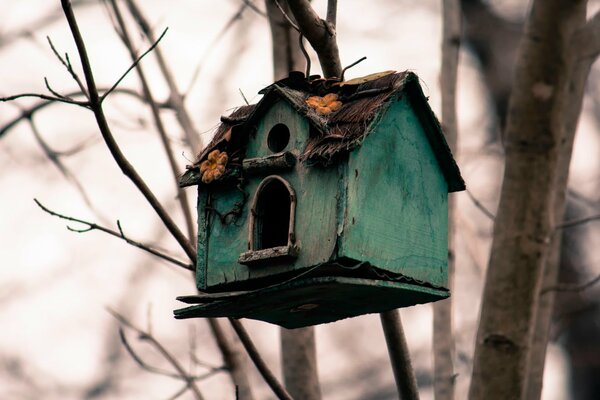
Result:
[174, 71, 465, 328]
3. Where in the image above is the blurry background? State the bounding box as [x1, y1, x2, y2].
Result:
[1, 1, 599, 399]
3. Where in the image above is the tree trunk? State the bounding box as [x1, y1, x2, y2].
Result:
[468, 1, 587, 399]
[524, 32, 597, 399]
[433, 1, 460, 399]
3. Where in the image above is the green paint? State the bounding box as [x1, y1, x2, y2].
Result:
[187, 83, 460, 327]
[200, 100, 339, 291]
[341, 94, 448, 286]
[176, 276, 449, 329]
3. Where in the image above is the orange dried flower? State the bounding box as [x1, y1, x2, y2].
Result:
[306, 93, 342, 115]
[200, 149, 228, 183]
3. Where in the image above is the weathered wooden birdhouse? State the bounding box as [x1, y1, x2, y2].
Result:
[175, 71, 465, 328]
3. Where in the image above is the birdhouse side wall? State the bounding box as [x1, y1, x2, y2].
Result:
[339, 94, 449, 287]
[198, 101, 340, 291]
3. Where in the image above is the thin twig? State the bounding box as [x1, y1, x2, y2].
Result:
[60, 0, 196, 262]
[541, 272, 600, 295]
[44, 77, 72, 100]
[100, 27, 169, 103]
[466, 188, 495, 221]
[28, 117, 96, 211]
[185, 3, 249, 96]
[108, 309, 205, 400]
[0, 92, 90, 107]
[34, 199, 193, 271]
[300, 33, 311, 77]
[166, 384, 190, 400]
[123, 0, 202, 151]
[0, 87, 142, 139]
[119, 328, 224, 380]
[274, 0, 300, 32]
[556, 213, 600, 230]
[46, 35, 89, 97]
[228, 319, 293, 400]
[241, 0, 267, 17]
[340, 56, 367, 81]
[109, 0, 196, 244]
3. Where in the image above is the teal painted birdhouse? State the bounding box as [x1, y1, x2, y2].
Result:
[174, 71, 465, 328]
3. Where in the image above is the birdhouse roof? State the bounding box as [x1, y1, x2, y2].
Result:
[181, 71, 465, 192]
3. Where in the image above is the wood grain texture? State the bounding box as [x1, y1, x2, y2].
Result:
[201, 100, 339, 290]
[342, 95, 448, 287]
[176, 276, 449, 328]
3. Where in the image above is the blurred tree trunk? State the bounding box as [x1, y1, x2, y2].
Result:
[468, 1, 587, 399]
[266, 2, 321, 399]
[433, 1, 460, 399]
[525, 17, 599, 399]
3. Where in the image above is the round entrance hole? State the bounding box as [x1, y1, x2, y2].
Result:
[267, 123, 290, 153]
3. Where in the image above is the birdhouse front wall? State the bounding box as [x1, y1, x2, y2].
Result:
[197, 100, 340, 292]
[340, 94, 449, 287]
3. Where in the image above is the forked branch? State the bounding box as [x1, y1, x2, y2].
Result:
[59, 0, 196, 263]
[34, 199, 193, 271]
[108, 309, 205, 400]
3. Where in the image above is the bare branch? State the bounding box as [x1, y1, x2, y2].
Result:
[0, 88, 142, 139]
[241, 0, 267, 17]
[286, 0, 342, 77]
[60, 0, 196, 262]
[185, 3, 249, 96]
[466, 188, 496, 221]
[34, 199, 193, 271]
[556, 212, 600, 230]
[326, 0, 337, 26]
[28, 118, 96, 211]
[119, 328, 224, 380]
[273, 0, 300, 32]
[108, 309, 205, 400]
[228, 319, 293, 400]
[541, 272, 600, 295]
[46, 36, 89, 97]
[100, 27, 168, 103]
[123, 0, 202, 152]
[0, 92, 89, 107]
[109, 0, 196, 245]
[44, 77, 73, 100]
[206, 319, 256, 400]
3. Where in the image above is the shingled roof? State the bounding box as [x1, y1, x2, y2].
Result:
[180, 71, 465, 192]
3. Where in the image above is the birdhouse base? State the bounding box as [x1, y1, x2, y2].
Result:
[174, 276, 448, 329]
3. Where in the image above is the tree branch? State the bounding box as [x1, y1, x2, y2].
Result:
[326, 0, 337, 26]
[46, 35, 89, 98]
[108, 309, 205, 400]
[286, 0, 342, 78]
[99, 27, 168, 103]
[60, 0, 196, 263]
[123, 0, 202, 152]
[556, 212, 600, 230]
[0, 92, 89, 107]
[34, 199, 193, 271]
[0, 88, 142, 139]
[228, 319, 293, 400]
[118, 327, 224, 381]
[541, 272, 600, 295]
[108, 0, 196, 247]
[380, 310, 420, 399]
